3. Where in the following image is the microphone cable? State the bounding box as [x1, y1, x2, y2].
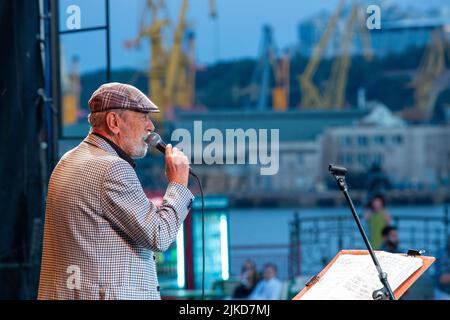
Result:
[188, 170, 205, 300]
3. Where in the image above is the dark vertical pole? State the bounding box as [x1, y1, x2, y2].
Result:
[298, 213, 302, 275]
[295, 211, 301, 276]
[50, 0, 60, 165]
[43, 0, 53, 178]
[105, 0, 111, 82]
[444, 205, 449, 244]
[425, 220, 430, 250]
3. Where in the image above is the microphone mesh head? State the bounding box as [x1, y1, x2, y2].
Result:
[147, 132, 162, 147]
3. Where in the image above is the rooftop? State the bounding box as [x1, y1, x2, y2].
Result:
[174, 109, 370, 142]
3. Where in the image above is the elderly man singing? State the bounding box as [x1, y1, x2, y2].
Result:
[38, 83, 194, 300]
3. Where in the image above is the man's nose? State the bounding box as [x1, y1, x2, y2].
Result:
[146, 120, 155, 132]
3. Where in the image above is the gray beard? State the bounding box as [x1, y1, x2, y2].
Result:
[131, 146, 148, 159]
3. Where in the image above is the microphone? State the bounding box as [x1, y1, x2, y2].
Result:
[147, 132, 196, 177]
[147, 131, 167, 154]
[328, 164, 347, 176]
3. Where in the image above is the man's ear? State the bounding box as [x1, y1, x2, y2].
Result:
[105, 112, 121, 135]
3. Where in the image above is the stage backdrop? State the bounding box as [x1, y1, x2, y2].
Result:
[0, 0, 45, 299]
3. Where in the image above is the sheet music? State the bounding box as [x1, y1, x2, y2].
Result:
[300, 251, 423, 300]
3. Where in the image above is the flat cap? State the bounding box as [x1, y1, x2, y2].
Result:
[88, 82, 160, 113]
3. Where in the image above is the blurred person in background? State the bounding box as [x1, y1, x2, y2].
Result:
[249, 263, 282, 300]
[379, 225, 402, 253]
[435, 237, 450, 300]
[232, 260, 260, 299]
[364, 194, 392, 249]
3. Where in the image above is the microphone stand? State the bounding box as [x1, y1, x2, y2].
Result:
[328, 164, 396, 300]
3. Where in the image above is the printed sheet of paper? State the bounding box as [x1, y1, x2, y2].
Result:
[300, 251, 423, 300]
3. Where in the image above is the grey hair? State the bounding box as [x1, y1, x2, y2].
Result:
[88, 109, 127, 129]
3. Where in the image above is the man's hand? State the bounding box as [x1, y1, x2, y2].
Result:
[165, 144, 189, 187]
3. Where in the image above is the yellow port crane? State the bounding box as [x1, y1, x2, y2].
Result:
[125, 0, 217, 120]
[62, 55, 81, 125]
[272, 50, 290, 111]
[402, 30, 450, 121]
[299, 0, 373, 109]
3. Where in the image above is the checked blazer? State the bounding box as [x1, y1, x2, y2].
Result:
[38, 133, 194, 300]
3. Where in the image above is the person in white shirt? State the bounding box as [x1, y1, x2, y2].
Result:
[249, 263, 282, 300]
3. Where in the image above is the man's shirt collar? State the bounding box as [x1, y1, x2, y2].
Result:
[92, 132, 136, 168]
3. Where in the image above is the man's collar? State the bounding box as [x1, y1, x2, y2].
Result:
[91, 132, 136, 168]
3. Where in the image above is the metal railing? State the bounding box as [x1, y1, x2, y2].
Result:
[294, 207, 450, 276]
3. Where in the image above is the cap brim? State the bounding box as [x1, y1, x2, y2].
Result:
[129, 108, 160, 113]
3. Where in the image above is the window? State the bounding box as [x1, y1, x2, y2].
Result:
[357, 135, 368, 147]
[345, 154, 353, 165]
[373, 153, 384, 165]
[357, 153, 369, 166]
[340, 135, 353, 147]
[374, 135, 385, 145]
[58, 0, 111, 139]
[392, 135, 403, 145]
